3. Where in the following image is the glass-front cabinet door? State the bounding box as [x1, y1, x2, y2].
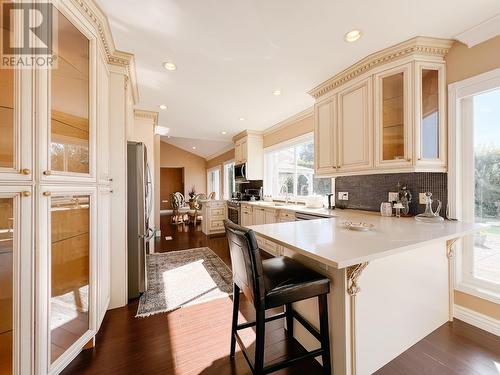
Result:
[415, 62, 446, 168]
[37, 187, 96, 374]
[375, 63, 412, 168]
[39, 4, 96, 183]
[0, 0, 32, 182]
[0, 188, 33, 375]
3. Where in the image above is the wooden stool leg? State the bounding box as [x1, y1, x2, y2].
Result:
[230, 284, 240, 358]
[285, 303, 294, 337]
[254, 307, 266, 374]
[318, 294, 331, 374]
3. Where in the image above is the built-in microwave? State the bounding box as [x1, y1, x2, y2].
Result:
[234, 163, 247, 182]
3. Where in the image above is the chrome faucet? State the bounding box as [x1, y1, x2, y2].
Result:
[279, 183, 290, 205]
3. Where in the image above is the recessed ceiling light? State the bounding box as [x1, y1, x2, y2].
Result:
[163, 61, 177, 71]
[221, 131, 227, 135]
[192, 146, 197, 150]
[344, 29, 362, 43]
[272, 90, 282, 96]
[154, 126, 170, 136]
[239, 117, 245, 121]
[159, 104, 167, 110]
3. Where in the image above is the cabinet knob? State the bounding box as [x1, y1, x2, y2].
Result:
[21, 191, 31, 197]
[406, 158, 412, 162]
[42, 191, 51, 197]
[21, 168, 31, 175]
[43, 170, 52, 176]
[108, 178, 113, 182]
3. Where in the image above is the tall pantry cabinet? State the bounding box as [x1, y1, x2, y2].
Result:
[0, 1, 137, 374]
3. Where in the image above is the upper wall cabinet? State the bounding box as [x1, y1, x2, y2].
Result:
[38, 4, 97, 183]
[314, 96, 337, 175]
[0, 13, 32, 182]
[338, 77, 373, 173]
[233, 131, 263, 180]
[309, 37, 453, 177]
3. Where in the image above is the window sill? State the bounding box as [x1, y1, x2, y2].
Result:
[456, 281, 500, 305]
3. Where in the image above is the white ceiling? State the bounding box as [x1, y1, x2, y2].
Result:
[160, 136, 232, 159]
[97, 0, 500, 158]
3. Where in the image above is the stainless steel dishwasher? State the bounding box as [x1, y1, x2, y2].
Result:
[294, 212, 332, 221]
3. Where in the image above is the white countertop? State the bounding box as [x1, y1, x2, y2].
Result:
[241, 201, 337, 217]
[248, 210, 483, 269]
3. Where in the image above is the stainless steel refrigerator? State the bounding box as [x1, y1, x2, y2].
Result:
[127, 141, 154, 299]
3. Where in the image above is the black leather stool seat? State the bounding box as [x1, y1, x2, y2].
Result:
[263, 257, 330, 309]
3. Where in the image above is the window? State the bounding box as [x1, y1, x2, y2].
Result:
[264, 135, 332, 201]
[449, 68, 500, 302]
[207, 167, 221, 200]
[223, 162, 235, 199]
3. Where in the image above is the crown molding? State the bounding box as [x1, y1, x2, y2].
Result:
[134, 109, 159, 126]
[232, 129, 263, 143]
[455, 14, 500, 48]
[263, 106, 314, 136]
[72, 0, 139, 104]
[308, 36, 454, 99]
[205, 143, 235, 162]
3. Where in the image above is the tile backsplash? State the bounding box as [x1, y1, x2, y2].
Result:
[334, 173, 448, 217]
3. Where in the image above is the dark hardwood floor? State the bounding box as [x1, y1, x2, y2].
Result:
[63, 215, 500, 375]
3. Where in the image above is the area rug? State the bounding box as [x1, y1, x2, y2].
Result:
[136, 247, 233, 317]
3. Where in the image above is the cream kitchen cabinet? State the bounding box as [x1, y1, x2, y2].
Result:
[241, 203, 253, 226]
[0, 187, 33, 375]
[337, 77, 373, 173]
[310, 37, 453, 177]
[234, 138, 248, 164]
[314, 96, 337, 175]
[278, 210, 296, 222]
[0, 1, 136, 374]
[233, 131, 264, 180]
[253, 206, 265, 225]
[374, 63, 413, 169]
[201, 200, 227, 235]
[252, 206, 281, 257]
[0, 67, 33, 182]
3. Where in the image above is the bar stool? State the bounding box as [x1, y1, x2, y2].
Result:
[224, 220, 331, 374]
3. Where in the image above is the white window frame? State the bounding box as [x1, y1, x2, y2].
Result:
[448, 67, 500, 304]
[223, 160, 235, 200]
[264, 132, 332, 202]
[207, 166, 222, 200]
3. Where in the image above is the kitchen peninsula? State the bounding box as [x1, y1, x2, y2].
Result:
[247, 211, 481, 375]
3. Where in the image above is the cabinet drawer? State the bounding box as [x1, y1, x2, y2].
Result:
[209, 220, 224, 231]
[255, 235, 265, 248]
[279, 211, 295, 222]
[210, 202, 226, 208]
[210, 207, 225, 217]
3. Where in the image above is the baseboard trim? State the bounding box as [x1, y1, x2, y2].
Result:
[454, 304, 500, 336]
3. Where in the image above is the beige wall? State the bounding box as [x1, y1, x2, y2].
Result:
[206, 149, 234, 169]
[263, 114, 314, 148]
[446, 36, 500, 84]
[446, 36, 500, 320]
[160, 141, 207, 197]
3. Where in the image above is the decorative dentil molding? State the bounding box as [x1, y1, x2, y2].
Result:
[308, 36, 454, 99]
[346, 262, 369, 296]
[71, 0, 139, 104]
[134, 110, 159, 126]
